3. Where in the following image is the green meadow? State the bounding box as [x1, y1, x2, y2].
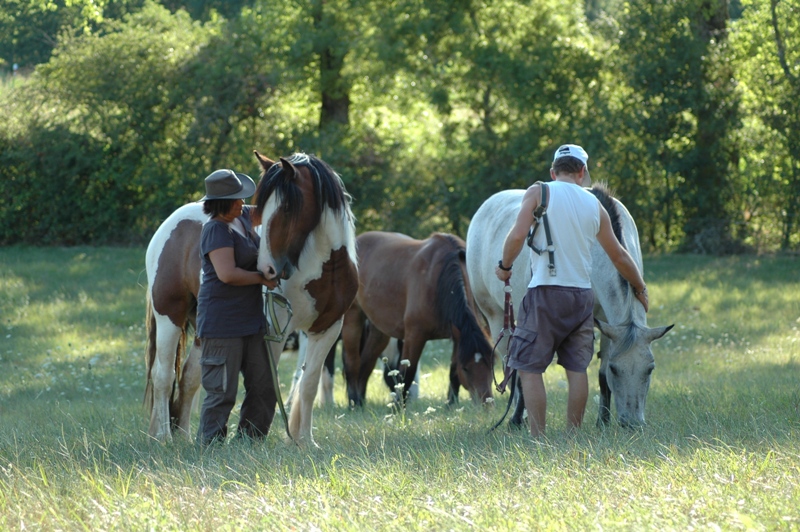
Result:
[1, 247, 798, 530]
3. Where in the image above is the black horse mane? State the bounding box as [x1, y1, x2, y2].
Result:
[589, 182, 628, 295]
[433, 233, 492, 367]
[589, 182, 623, 245]
[254, 153, 351, 226]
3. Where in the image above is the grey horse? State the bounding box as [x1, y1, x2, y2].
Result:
[466, 184, 673, 428]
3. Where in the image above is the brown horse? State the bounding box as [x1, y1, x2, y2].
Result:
[144, 151, 357, 446]
[341, 231, 495, 407]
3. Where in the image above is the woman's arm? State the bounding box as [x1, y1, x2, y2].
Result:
[208, 247, 277, 289]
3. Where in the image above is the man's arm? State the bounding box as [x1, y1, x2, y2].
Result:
[495, 184, 542, 282]
[595, 206, 649, 311]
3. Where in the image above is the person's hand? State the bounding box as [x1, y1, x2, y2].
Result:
[260, 272, 279, 290]
[495, 265, 512, 282]
[634, 285, 649, 312]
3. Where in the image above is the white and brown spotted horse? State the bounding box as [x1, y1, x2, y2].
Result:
[144, 151, 357, 447]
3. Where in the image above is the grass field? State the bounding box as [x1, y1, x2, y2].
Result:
[1, 247, 799, 530]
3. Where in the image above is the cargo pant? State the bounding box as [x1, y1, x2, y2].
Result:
[196, 333, 277, 445]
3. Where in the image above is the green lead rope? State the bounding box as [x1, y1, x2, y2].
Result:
[263, 290, 297, 445]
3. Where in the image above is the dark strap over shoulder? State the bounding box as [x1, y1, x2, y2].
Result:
[525, 182, 556, 276]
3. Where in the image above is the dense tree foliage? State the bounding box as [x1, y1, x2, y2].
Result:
[0, 0, 798, 252]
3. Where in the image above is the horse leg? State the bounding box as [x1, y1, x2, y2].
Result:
[384, 338, 418, 399]
[447, 341, 461, 405]
[285, 331, 306, 411]
[288, 323, 341, 446]
[509, 378, 526, 428]
[148, 314, 182, 442]
[596, 333, 612, 427]
[387, 334, 425, 404]
[341, 306, 367, 407]
[172, 337, 202, 440]
[358, 322, 390, 402]
[317, 338, 337, 407]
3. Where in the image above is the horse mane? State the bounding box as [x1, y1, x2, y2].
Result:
[253, 152, 352, 225]
[589, 182, 627, 293]
[433, 234, 492, 366]
[616, 322, 639, 357]
[589, 182, 623, 244]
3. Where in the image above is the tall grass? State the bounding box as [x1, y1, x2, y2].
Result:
[1, 247, 798, 530]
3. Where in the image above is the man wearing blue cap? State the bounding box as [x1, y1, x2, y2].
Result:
[494, 145, 649, 438]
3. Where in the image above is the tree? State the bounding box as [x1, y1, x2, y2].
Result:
[731, 0, 800, 250]
[370, 0, 604, 236]
[609, 0, 741, 253]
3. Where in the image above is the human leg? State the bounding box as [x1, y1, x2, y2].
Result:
[518, 370, 547, 438]
[237, 334, 277, 439]
[565, 369, 588, 431]
[197, 337, 244, 445]
[553, 289, 593, 432]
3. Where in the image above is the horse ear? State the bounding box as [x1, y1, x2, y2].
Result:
[279, 157, 298, 179]
[645, 324, 674, 343]
[253, 150, 275, 171]
[594, 318, 622, 341]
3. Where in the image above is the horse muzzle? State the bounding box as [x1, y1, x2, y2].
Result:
[617, 414, 646, 429]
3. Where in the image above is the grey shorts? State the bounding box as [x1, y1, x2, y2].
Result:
[507, 286, 594, 374]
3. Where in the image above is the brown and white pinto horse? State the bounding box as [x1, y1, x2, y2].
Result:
[341, 231, 495, 407]
[144, 151, 357, 447]
[144, 204, 205, 442]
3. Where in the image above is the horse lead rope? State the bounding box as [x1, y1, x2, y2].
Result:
[489, 280, 518, 432]
[263, 290, 297, 445]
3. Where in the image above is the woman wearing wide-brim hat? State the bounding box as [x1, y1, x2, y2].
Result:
[195, 169, 278, 446]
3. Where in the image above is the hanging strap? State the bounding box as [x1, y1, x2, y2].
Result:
[526, 181, 556, 277]
[263, 290, 297, 445]
[493, 281, 516, 393]
[489, 280, 518, 433]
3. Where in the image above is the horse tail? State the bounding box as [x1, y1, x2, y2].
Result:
[434, 238, 493, 367]
[143, 291, 156, 411]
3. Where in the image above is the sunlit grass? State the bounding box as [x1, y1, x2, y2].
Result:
[1, 247, 799, 529]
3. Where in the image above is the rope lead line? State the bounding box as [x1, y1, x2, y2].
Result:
[489, 279, 518, 433]
[263, 290, 297, 445]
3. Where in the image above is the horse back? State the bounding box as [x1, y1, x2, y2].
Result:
[356, 231, 460, 339]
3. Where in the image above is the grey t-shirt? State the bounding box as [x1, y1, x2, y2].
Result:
[196, 207, 266, 338]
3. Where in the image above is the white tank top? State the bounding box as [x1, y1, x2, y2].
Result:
[527, 181, 600, 289]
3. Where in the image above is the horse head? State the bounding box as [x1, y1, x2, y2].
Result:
[595, 319, 673, 428]
[438, 241, 495, 406]
[450, 323, 495, 405]
[253, 151, 322, 283]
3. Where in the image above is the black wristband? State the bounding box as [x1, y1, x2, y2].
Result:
[498, 260, 512, 272]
